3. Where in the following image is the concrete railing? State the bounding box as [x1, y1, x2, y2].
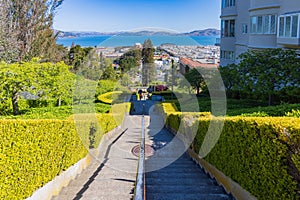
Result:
[134, 115, 146, 200]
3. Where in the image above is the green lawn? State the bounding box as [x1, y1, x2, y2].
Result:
[170, 97, 300, 117]
[0, 103, 112, 120]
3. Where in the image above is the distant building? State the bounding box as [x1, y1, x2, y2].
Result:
[220, 0, 300, 66]
[179, 57, 219, 74]
[135, 43, 143, 49]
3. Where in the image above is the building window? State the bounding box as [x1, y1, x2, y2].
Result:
[279, 17, 284, 37]
[278, 14, 299, 38]
[251, 17, 257, 33]
[221, 50, 235, 61]
[242, 24, 248, 34]
[251, 15, 276, 34]
[263, 16, 269, 33]
[222, 0, 235, 8]
[285, 16, 291, 37]
[270, 15, 276, 33]
[221, 19, 235, 37]
[257, 16, 263, 33]
[292, 15, 299, 37]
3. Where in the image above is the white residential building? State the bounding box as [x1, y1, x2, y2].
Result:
[220, 0, 300, 66]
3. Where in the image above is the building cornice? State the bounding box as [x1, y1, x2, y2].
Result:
[235, 42, 248, 47]
[249, 4, 280, 12]
[247, 44, 278, 49]
[220, 14, 238, 18]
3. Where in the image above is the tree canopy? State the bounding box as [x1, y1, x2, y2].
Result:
[183, 68, 205, 95]
[118, 48, 141, 72]
[221, 48, 300, 105]
[142, 39, 156, 86]
[0, 60, 74, 115]
[0, 0, 65, 62]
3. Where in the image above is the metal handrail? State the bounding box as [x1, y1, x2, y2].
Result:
[134, 115, 146, 200]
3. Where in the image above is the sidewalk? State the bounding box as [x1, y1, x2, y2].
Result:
[52, 116, 145, 200]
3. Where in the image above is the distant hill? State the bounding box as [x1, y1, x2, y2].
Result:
[55, 31, 114, 38]
[117, 30, 177, 36]
[182, 28, 220, 36]
[56, 28, 220, 38]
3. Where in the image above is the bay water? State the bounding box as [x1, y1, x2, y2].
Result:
[56, 35, 219, 47]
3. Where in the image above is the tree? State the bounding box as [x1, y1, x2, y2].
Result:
[28, 29, 68, 63]
[221, 48, 300, 105]
[120, 73, 132, 87]
[0, 62, 35, 115]
[0, 0, 20, 63]
[101, 64, 117, 81]
[0, 0, 64, 62]
[119, 48, 141, 72]
[184, 68, 205, 95]
[142, 39, 156, 86]
[38, 62, 74, 106]
[79, 49, 104, 80]
[68, 45, 93, 71]
[0, 60, 74, 115]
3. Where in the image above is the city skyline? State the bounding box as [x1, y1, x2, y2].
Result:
[53, 0, 221, 33]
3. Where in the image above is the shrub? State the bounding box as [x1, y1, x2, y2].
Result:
[286, 109, 300, 118]
[229, 103, 300, 117]
[97, 91, 123, 104]
[161, 102, 178, 113]
[69, 113, 119, 149]
[0, 106, 72, 120]
[0, 110, 126, 199]
[95, 80, 124, 97]
[164, 112, 300, 200]
[155, 85, 168, 91]
[0, 120, 87, 199]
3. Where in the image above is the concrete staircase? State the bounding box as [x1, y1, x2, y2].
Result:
[51, 99, 234, 200]
[145, 108, 234, 200]
[145, 153, 233, 200]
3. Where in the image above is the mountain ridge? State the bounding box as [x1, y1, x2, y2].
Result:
[56, 28, 220, 38]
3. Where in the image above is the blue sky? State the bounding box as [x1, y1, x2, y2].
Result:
[53, 0, 221, 33]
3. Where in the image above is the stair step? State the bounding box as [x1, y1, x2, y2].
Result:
[146, 162, 201, 169]
[147, 167, 204, 173]
[146, 185, 226, 194]
[146, 171, 209, 179]
[146, 193, 233, 200]
[146, 159, 195, 165]
[146, 177, 217, 185]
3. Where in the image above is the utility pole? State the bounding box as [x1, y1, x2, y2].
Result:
[171, 59, 175, 100]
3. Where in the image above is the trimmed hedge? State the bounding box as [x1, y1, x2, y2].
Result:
[163, 109, 300, 200]
[68, 113, 119, 149]
[0, 120, 87, 199]
[97, 91, 123, 104]
[161, 102, 178, 113]
[0, 109, 128, 199]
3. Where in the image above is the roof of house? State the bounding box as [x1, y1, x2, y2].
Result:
[179, 57, 219, 68]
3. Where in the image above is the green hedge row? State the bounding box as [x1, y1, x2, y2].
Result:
[69, 113, 120, 149]
[164, 110, 300, 200]
[97, 91, 123, 104]
[0, 111, 125, 199]
[0, 120, 87, 199]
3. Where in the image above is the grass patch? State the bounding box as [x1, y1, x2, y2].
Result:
[170, 97, 300, 117]
[0, 103, 112, 120]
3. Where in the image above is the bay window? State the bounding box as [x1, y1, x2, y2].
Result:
[278, 14, 299, 38]
[251, 15, 276, 34]
[221, 19, 235, 37]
